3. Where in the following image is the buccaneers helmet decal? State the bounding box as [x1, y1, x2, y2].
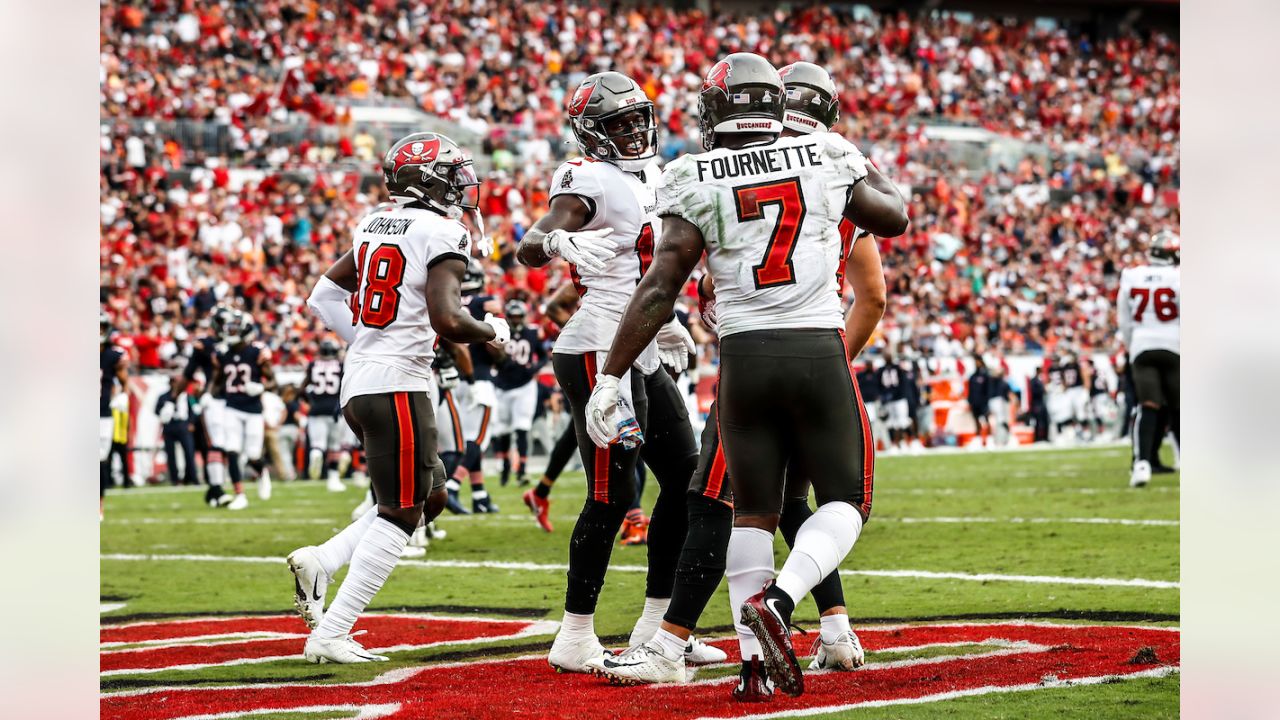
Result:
[390, 138, 441, 175]
[704, 61, 732, 96]
[567, 83, 596, 117]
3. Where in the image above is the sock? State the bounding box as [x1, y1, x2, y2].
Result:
[440, 451, 461, 479]
[535, 477, 554, 499]
[565, 500, 628, 614]
[819, 613, 852, 644]
[515, 430, 529, 476]
[1134, 406, 1158, 464]
[472, 489, 489, 501]
[207, 454, 225, 486]
[651, 627, 687, 660]
[308, 449, 323, 479]
[780, 498, 846, 612]
[629, 596, 671, 647]
[313, 517, 410, 639]
[313, 506, 378, 577]
[544, 424, 578, 482]
[775, 502, 863, 606]
[727, 526, 775, 660]
[559, 610, 596, 641]
[664, 494, 732, 630]
[227, 451, 243, 492]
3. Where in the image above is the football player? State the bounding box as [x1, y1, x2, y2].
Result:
[212, 308, 276, 510]
[100, 312, 129, 520]
[287, 132, 510, 663]
[490, 299, 547, 487]
[585, 53, 907, 697]
[183, 308, 233, 507]
[305, 338, 346, 492]
[586, 60, 888, 693]
[1117, 230, 1180, 487]
[516, 71, 700, 674]
[878, 348, 911, 453]
[967, 355, 993, 448]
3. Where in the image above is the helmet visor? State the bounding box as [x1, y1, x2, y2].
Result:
[440, 161, 481, 210]
[601, 106, 657, 160]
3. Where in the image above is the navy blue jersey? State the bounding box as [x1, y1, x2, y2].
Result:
[903, 362, 922, 408]
[1088, 368, 1108, 397]
[184, 336, 221, 397]
[305, 358, 344, 417]
[100, 346, 125, 417]
[1057, 359, 1084, 388]
[877, 363, 908, 402]
[465, 294, 501, 382]
[856, 367, 881, 403]
[494, 326, 547, 390]
[219, 344, 268, 413]
[283, 399, 302, 426]
[967, 369, 991, 408]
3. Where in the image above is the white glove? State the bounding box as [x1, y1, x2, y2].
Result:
[544, 227, 615, 275]
[585, 374, 644, 449]
[158, 403, 175, 425]
[244, 381, 265, 397]
[656, 317, 696, 374]
[110, 393, 129, 413]
[437, 365, 460, 390]
[193, 393, 210, 413]
[484, 313, 511, 344]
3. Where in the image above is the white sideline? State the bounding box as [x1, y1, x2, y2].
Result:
[99, 553, 1179, 590]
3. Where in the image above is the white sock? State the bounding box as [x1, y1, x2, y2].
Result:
[309, 449, 323, 479]
[776, 502, 863, 606]
[558, 610, 596, 641]
[473, 489, 489, 501]
[313, 517, 409, 639]
[207, 460, 224, 487]
[629, 596, 671, 647]
[727, 526, 775, 660]
[820, 613, 852, 644]
[313, 507, 378, 577]
[650, 627, 687, 660]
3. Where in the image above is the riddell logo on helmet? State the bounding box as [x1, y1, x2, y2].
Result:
[567, 83, 595, 117]
[391, 137, 440, 173]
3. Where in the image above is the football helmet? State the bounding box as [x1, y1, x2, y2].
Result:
[318, 338, 340, 358]
[504, 299, 528, 329]
[779, 61, 839, 133]
[566, 72, 658, 172]
[382, 132, 481, 214]
[1149, 230, 1180, 266]
[460, 258, 486, 295]
[221, 309, 255, 345]
[697, 52, 785, 150]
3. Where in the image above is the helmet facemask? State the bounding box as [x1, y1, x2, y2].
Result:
[575, 104, 658, 172]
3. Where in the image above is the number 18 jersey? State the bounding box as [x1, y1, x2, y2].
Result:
[342, 205, 472, 406]
[656, 132, 867, 338]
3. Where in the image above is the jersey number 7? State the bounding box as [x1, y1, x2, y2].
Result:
[734, 178, 807, 289]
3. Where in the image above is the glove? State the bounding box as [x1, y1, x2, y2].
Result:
[544, 227, 615, 275]
[158, 403, 175, 425]
[656, 317, 696, 374]
[437, 365, 460, 390]
[484, 313, 511, 344]
[585, 374, 644, 449]
[193, 393, 210, 413]
[244, 381, 265, 397]
[109, 393, 129, 413]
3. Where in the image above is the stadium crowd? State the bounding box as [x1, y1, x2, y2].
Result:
[100, 0, 1180, 371]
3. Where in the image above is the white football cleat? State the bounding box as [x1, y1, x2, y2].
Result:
[286, 547, 329, 629]
[548, 632, 609, 673]
[303, 633, 389, 664]
[226, 493, 249, 510]
[326, 474, 346, 493]
[399, 544, 427, 559]
[352, 470, 370, 489]
[257, 468, 272, 500]
[593, 642, 686, 685]
[1130, 460, 1152, 488]
[407, 525, 430, 549]
[684, 635, 728, 664]
[809, 630, 866, 671]
[350, 493, 374, 522]
[427, 522, 446, 541]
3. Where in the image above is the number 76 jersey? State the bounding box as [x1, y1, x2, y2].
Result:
[1117, 263, 1180, 359]
[656, 132, 867, 338]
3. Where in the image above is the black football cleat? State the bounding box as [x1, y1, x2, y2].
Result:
[204, 484, 226, 508]
[472, 495, 500, 514]
[444, 488, 470, 515]
[732, 657, 774, 702]
[739, 580, 803, 697]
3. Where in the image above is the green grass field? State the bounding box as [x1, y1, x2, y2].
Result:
[100, 444, 1179, 719]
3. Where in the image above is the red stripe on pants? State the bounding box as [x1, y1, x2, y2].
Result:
[394, 392, 415, 509]
[704, 437, 727, 500]
[838, 332, 875, 517]
[583, 353, 610, 503]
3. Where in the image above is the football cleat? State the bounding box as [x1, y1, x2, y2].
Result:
[472, 495, 500, 514]
[445, 487, 470, 515]
[593, 642, 686, 685]
[523, 489, 553, 533]
[286, 547, 329, 629]
[620, 513, 649, 546]
[408, 525, 430, 549]
[732, 658, 775, 703]
[351, 470, 370, 489]
[326, 474, 346, 492]
[739, 581, 804, 696]
[205, 485, 226, 508]
[426, 522, 446, 541]
[257, 468, 272, 500]
[1130, 460, 1152, 488]
[350, 492, 374, 522]
[226, 493, 249, 511]
[303, 632, 389, 664]
[517, 473, 531, 487]
[808, 630, 865, 671]
[685, 636, 729, 664]
[399, 544, 427, 559]
[548, 633, 609, 673]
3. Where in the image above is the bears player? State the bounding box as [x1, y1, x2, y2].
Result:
[516, 70, 700, 674]
[585, 53, 907, 697]
[182, 307, 235, 506]
[445, 260, 501, 513]
[1117, 230, 1180, 487]
[305, 338, 347, 492]
[878, 348, 911, 453]
[286, 131, 510, 663]
[212, 309, 276, 510]
[585, 60, 891, 692]
[100, 312, 129, 519]
[491, 300, 547, 488]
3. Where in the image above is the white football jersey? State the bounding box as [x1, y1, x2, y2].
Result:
[657, 132, 866, 338]
[1116, 263, 1180, 359]
[548, 157, 661, 373]
[341, 205, 472, 406]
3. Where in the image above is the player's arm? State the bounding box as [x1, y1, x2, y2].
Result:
[258, 352, 276, 391]
[843, 233, 887, 360]
[544, 281, 580, 328]
[308, 250, 357, 342]
[517, 195, 614, 272]
[440, 338, 475, 379]
[1115, 274, 1134, 347]
[600, 215, 706, 378]
[845, 164, 909, 239]
[426, 258, 507, 344]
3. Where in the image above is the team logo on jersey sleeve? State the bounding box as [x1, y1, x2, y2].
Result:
[567, 83, 595, 117]
[704, 61, 731, 96]
[391, 138, 441, 174]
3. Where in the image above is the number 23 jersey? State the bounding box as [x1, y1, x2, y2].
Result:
[657, 132, 868, 338]
[342, 205, 472, 406]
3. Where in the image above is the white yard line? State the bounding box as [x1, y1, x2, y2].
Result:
[99, 553, 1179, 590]
[893, 516, 1178, 527]
[104, 517, 335, 525]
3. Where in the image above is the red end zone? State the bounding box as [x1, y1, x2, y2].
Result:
[101, 618, 1178, 720]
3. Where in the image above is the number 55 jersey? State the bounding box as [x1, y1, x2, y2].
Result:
[656, 131, 868, 338]
[342, 205, 473, 407]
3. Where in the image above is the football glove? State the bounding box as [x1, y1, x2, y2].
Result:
[585, 374, 644, 450]
[656, 317, 696, 374]
[109, 393, 129, 413]
[544, 227, 615, 275]
[158, 402, 175, 425]
[437, 365, 460, 391]
[244, 381, 265, 397]
[483, 313, 511, 344]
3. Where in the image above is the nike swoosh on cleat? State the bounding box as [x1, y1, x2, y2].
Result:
[764, 597, 786, 622]
[601, 658, 645, 669]
[311, 576, 321, 601]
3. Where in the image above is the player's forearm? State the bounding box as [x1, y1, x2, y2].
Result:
[601, 279, 678, 378]
[516, 227, 554, 267]
[435, 309, 497, 344]
[307, 277, 357, 343]
[843, 235, 887, 359]
[844, 302, 884, 360]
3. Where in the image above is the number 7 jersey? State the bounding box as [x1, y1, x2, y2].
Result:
[656, 132, 867, 338]
[342, 204, 473, 406]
